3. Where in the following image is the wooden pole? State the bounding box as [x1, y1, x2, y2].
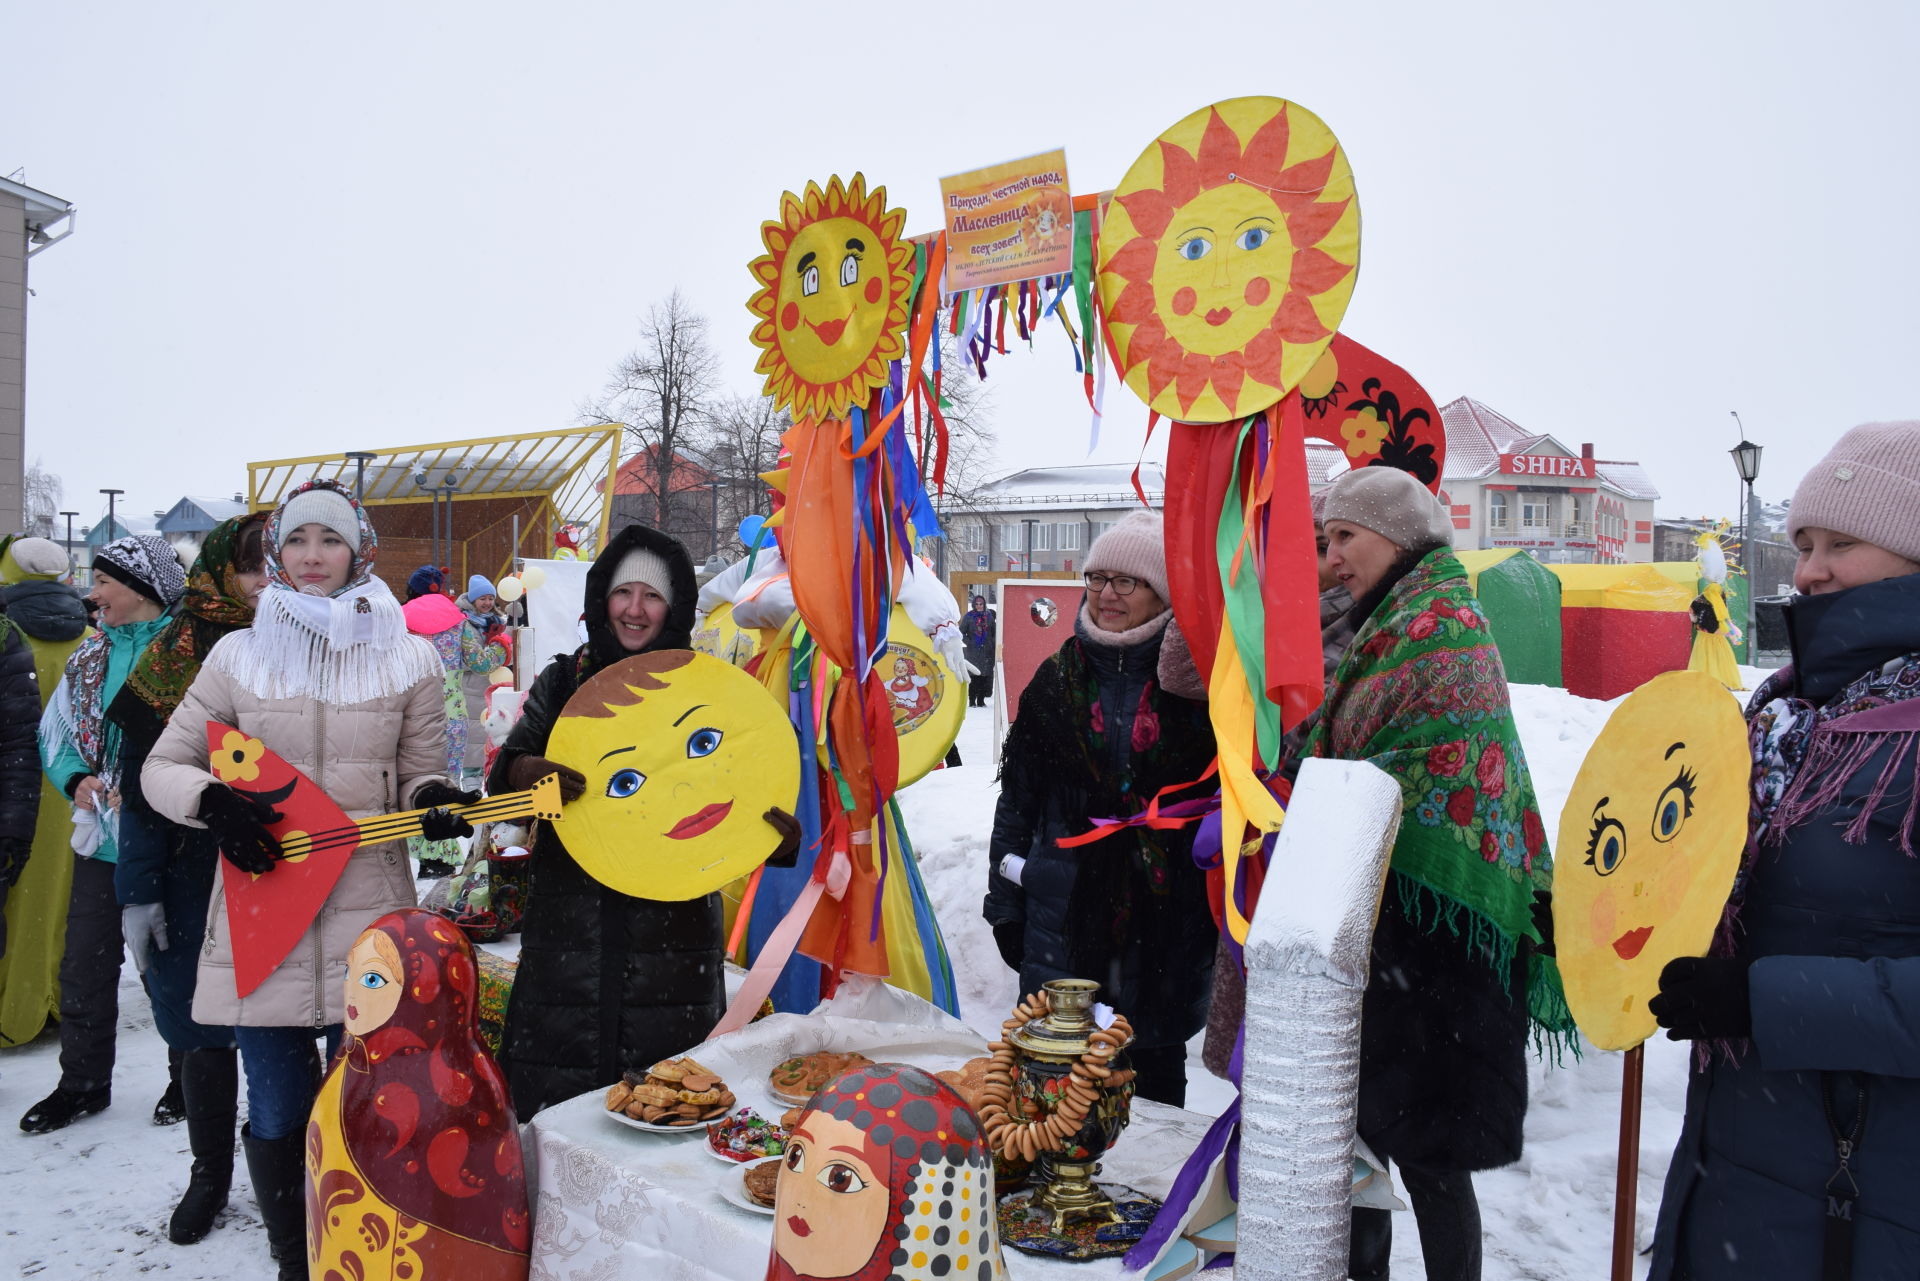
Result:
[1613, 1044, 1646, 1281]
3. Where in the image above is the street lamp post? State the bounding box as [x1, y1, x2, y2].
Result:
[1729, 415, 1763, 659]
[344, 451, 378, 499]
[59, 511, 77, 571]
[1022, 518, 1038, 574]
[99, 488, 124, 543]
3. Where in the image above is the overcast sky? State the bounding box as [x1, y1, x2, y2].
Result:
[9, 0, 1916, 532]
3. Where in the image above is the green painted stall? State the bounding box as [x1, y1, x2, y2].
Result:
[1454, 548, 1564, 686]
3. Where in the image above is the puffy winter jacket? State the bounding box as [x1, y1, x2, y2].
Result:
[983, 606, 1217, 1049]
[142, 649, 449, 1027]
[1651, 574, 1920, 1280]
[490, 523, 724, 1118]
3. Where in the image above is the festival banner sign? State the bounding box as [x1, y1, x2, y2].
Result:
[939, 149, 1073, 292]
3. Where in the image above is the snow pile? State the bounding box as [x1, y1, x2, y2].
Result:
[0, 673, 1765, 1278]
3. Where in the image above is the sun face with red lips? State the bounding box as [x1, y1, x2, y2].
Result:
[747, 173, 915, 423]
[546, 651, 801, 902]
[1097, 97, 1361, 423]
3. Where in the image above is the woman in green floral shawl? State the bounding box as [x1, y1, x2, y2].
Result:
[1306, 466, 1570, 1281]
[107, 513, 267, 1246]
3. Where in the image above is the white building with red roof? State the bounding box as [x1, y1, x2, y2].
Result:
[1436, 396, 1660, 564]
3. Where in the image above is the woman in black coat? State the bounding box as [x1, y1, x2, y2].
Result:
[1649, 423, 1920, 1279]
[982, 512, 1216, 1106]
[491, 524, 726, 1117]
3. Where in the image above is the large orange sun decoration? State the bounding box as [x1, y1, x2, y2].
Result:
[747, 173, 916, 424]
[1097, 97, 1360, 423]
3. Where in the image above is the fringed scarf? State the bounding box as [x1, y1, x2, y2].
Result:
[120, 515, 261, 729]
[1307, 547, 1575, 1051]
[206, 480, 437, 706]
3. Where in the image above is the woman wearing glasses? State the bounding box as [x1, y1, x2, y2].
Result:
[982, 510, 1216, 1105]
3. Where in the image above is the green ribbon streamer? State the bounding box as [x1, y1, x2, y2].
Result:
[1216, 415, 1281, 766]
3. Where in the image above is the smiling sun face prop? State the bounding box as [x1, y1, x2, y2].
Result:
[748, 174, 916, 423]
[1555, 671, 1750, 1050]
[546, 650, 801, 901]
[1098, 97, 1360, 423]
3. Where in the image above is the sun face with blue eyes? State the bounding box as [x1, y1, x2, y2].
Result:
[343, 931, 404, 1036]
[1554, 671, 1750, 1050]
[546, 650, 802, 902]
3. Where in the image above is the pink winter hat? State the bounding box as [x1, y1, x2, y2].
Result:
[1083, 509, 1167, 601]
[402, 591, 465, 636]
[1787, 422, 1920, 562]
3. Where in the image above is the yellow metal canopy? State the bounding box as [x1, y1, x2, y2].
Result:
[247, 425, 623, 585]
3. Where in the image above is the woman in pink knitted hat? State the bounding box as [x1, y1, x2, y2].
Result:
[1648, 422, 1920, 1279]
[982, 509, 1216, 1105]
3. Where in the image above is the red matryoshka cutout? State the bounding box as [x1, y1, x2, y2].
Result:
[767, 1063, 1007, 1281]
[307, 909, 531, 1280]
[1296, 333, 1445, 490]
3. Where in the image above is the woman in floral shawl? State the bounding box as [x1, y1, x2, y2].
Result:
[1306, 466, 1567, 1281]
[107, 514, 268, 1245]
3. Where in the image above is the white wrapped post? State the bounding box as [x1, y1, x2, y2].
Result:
[1236, 758, 1402, 1281]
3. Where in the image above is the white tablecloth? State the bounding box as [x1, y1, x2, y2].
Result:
[519, 980, 1216, 1281]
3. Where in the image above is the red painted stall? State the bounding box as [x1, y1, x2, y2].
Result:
[1546, 564, 1694, 702]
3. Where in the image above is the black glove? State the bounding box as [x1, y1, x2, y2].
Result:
[764, 807, 802, 868]
[992, 921, 1025, 973]
[0, 836, 29, 889]
[199, 784, 284, 875]
[419, 807, 474, 842]
[1690, 595, 1720, 633]
[412, 781, 481, 810]
[1649, 956, 1753, 1040]
[1530, 890, 1556, 958]
[505, 753, 587, 803]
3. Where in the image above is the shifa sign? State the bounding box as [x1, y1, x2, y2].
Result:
[1498, 452, 1594, 479]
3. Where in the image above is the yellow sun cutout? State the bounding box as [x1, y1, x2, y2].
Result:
[747, 173, 916, 423]
[1098, 97, 1361, 423]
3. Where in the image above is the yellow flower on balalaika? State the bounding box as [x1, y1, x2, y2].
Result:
[211, 730, 264, 784]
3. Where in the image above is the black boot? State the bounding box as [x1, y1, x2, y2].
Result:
[169, 1048, 238, 1244]
[153, 1046, 187, 1125]
[241, 1123, 307, 1281]
[19, 1085, 111, 1133]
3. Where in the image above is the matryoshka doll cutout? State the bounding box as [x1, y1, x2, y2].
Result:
[1097, 96, 1360, 423]
[545, 649, 802, 900]
[1554, 670, 1750, 1050]
[767, 1063, 1006, 1281]
[307, 909, 530, 1280]
[747, 173, 917, 424]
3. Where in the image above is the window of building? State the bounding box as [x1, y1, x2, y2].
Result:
[1487, 491, 1509, 529]
[1522, 497, 1552, 530]
[1057, 522, 1081, 551]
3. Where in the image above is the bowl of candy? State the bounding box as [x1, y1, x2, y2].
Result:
[705, 1108, 790, 1163]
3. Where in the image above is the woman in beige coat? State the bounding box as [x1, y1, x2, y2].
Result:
[143, 480, 468, 1281]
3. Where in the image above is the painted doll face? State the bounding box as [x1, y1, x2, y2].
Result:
[773, 1110, 891, 1277]
[1555, 671, 1751, 1049]
[343, 931, 404, 1036]
[546, 651, 801, 901]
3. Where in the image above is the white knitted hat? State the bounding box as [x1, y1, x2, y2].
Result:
[277, 487, 360, 544]
[1320, 466, 1453, 551]
[610, 546, 674, 605]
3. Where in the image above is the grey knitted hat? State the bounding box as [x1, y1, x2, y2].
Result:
[1788, 422, 1920, 562]
[609, 546, 674, 606]
[1319, 466, 1453, 551]
[278, 486, 360, 545]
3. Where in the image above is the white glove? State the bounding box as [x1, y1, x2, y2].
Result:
[122, 902, 168, 974]
[930, 622, 977, 679]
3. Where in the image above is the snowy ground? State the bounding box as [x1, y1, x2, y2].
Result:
[0, 671, 1770, 1279]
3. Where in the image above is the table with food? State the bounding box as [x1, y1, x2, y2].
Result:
[518, 979, 1229, 1281]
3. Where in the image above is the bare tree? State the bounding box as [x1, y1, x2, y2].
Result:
[578, 290, 721, 543]
[23, 458, 61, 539]
[702, 394, 791, 553]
